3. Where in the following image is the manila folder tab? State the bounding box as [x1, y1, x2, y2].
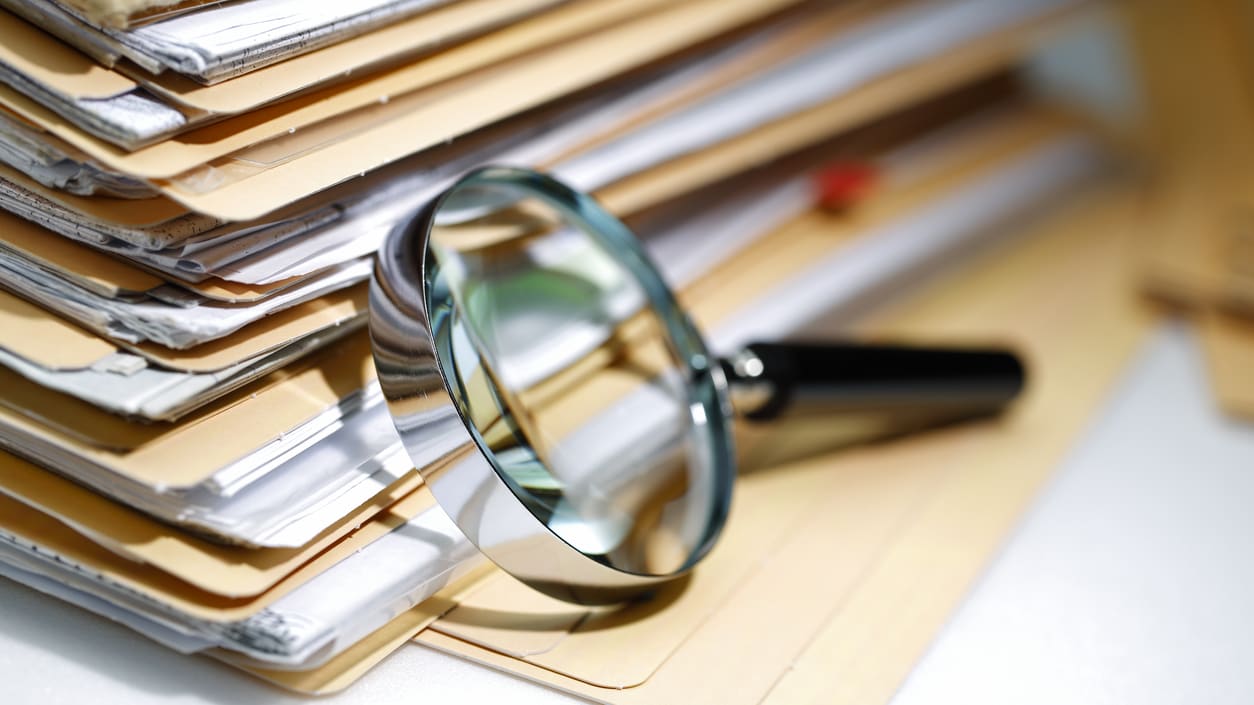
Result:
[0, 10, 136, 100]
[0, 288, 118, 370]
[417, 185, 1155, 701]
[149, 0, 806, 221]
[0, 209, 166, 298]
[140, 0, 582, 115]
[0, 0, 795, 186]
[234, 563, 495, 696]
[1201, 311, 1254, 420]
[0, 283, 367, 378]
[0, 446, 424, 598]
[0, 330, 376, 489]
[131, 284, 368, 373]
[0, 471, 438, 620]
[0, 162, 190, 227]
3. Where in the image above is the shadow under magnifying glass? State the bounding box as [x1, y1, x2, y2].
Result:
[437, 573, 692, 634]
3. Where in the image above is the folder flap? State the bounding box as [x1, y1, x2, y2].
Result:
[0, 357, 224, 451]
[431, 575, 588, 659]
[128, 284, 367, 372]
[0, 491, 263, 619]
[1127, 2, 1254, 423]
[137, 0, 573, 114]
[431, 439, 858, 688]
[0, 209, 165, 297]
[0, 447, 425, 597]
[755, 200, 1150, 705]
[0, 10, 137, 100]
[0, 477, 436, 619]
[418, 185, 1153, 700]
[240, 595, 457, 694]
[0, 331, 375, 488]
[146, 0, 1074, 222]
[1200, 311, 1254, 420]
[429, 423, 968, 690]
[151, 0, 804, 219]
[0, 0, 688, 182]
[61, 0, 221, 29]
[0, 163, 189, 227]
[236, 564, 494, 695]
[0, 264, 366, 374]
[174, 273, 315, 304]
[1130, 0, 1254, 307]
[0, 288, 118, 369]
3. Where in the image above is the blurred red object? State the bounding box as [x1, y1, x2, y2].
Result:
[814, 162, 878, 211]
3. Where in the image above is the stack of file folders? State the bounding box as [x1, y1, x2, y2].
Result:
[0, 0, 1112, 693]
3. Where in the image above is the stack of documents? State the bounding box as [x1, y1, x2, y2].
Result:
[0, 0, 1113, 694]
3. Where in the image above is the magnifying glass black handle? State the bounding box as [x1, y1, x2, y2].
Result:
[722, 341, 1026, 427]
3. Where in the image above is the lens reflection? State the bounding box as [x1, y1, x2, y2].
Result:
[424, 178, 720, 576]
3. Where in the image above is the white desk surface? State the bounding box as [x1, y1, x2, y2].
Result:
[3, 323, 1252, 705]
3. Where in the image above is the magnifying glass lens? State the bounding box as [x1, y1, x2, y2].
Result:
[423, 174, 732, 577]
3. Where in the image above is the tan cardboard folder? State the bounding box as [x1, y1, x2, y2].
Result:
[0, 283, 366, 374]
[0, 287, 118, 369]
[0, 0, 665, 166]
[1129, 0, 1254, 419]
[137, 0, 649, 114]
[0, 11, 136, 99]
[0, 448, 424, 600]
[0, 208, 165, 298]
[57, 0, 203, 29]
[135, 0, 568, 113]
[1201, 311, 1254, 419]
[417, 183, 1154, 704]
[129, 285, 366, 372]
[0, 0, 801, 185]
[158, 0, 1079, 221]
[0, 325, 375, 487]
[0, 0, 851, 226]
[675, 108, 1079, 327]
[0, 58, 1048, 376]
[0, 212, 329, 303]
[0, 467, 433, 619]
[0, 0, 567, 111]
[0, 162, 190, 227]
[0, 0, 1075, 225]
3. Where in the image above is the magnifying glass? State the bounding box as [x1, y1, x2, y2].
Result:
[370, 166, 1024, 605]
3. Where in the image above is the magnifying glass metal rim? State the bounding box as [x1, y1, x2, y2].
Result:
[370, 165, 736, 605]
